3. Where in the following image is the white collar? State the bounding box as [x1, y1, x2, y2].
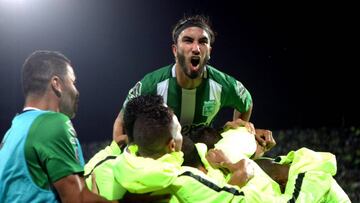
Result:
[23, 107, 41, 111]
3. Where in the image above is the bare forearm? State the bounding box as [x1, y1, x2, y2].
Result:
[228, 169, 251, 188]
[81, 187, 117, 203]
[223, 160, 254, 188]
[113, 111, 128, 146]
[233, 104, 252, 122]
[54, 175, 115, 203]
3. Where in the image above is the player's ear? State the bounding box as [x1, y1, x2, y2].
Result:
[50, 76, 62, 97]
[171, 44, 177, 58]
[167, 138, 176, 153]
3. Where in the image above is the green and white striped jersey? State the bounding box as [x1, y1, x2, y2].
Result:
[123, 64, 252, 135]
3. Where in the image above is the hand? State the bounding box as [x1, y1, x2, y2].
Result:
[252, 143, 266, 159]
[224, 118, 255, 134]
[228, 159, 254, 187]
[205, 149, 231, 169]
[254, 129, 276, 152]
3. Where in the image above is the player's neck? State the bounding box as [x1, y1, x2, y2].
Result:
[24, 93, 60, 113]
[175, 65, 203, 89]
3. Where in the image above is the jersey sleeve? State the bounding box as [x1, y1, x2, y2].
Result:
[122, 76, 159, 110]
[121, 65, 172, 110]
[29, 113, 84, 183]
[222, 75, 252, 113]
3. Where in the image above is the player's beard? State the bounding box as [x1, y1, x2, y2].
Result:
[60, 89, 79, 119]
[177, 51, 210, 79]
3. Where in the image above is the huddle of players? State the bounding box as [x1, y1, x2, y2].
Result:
[84, 94, 350, 203]
[0, 13, 350, 202]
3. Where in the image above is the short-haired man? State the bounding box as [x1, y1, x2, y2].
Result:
[0, 50, 115, 202]
[84, 95, 165, 200]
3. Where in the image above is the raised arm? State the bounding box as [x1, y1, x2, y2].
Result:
[205, 149, 254, 187]
[233, 103, 252, 122]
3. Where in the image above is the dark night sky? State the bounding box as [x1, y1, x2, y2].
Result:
[0, 0, 358, 143]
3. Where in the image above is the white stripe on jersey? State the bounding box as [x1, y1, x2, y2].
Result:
[171, 64, 176, 77]
[157, 79, 170, 103]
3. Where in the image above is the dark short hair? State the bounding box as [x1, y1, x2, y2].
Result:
[22, 50, 71, 97]
[132, 101, 173, 157]
[182, 136, 203, 169]
[172, 14, 215, 45]
[190, 126, 222, 149]
[123, 94, 164, 142]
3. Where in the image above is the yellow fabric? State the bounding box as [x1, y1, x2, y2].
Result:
[195, 143, 228, 184]
[196, 130, 283, 202]
[215, 127, 257, 162]
[113, 145, 183, 194]
[278, 147, 337, 177]
[279, 147, 350, 202]
[171, 166, 246, 203]
[84, 141, 124, 200]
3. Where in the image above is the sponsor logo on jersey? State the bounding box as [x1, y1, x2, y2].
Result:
[181, 122, 208, 136]
[66, 121, 76, 137]
[202, 100, 217, 116]
[66, 120, 77, 145]
[65, 120, 82, 163]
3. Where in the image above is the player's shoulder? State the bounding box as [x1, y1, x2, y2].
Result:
[27, 112, 75, 145]
[36, 111, 69, 123]
[32, 111, 71, 132]
[142, 64, 173, 83]
[206, 65, 237, 85]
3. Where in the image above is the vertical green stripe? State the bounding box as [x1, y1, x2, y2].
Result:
[180, 89, 196, 125]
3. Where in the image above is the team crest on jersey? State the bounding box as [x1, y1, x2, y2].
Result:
[202, 100, 216, 116]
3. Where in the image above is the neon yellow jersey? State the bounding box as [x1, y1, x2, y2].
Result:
[278, 148, 350, 203]
[215, 127, 257, 162]
[171, 166, 246, 203]
[195, 142, 283, 203]
[84, 141, 124, 200]
[113, 145, 183, 194]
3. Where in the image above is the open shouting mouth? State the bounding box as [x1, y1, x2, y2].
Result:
[190, 56, 200, 68]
